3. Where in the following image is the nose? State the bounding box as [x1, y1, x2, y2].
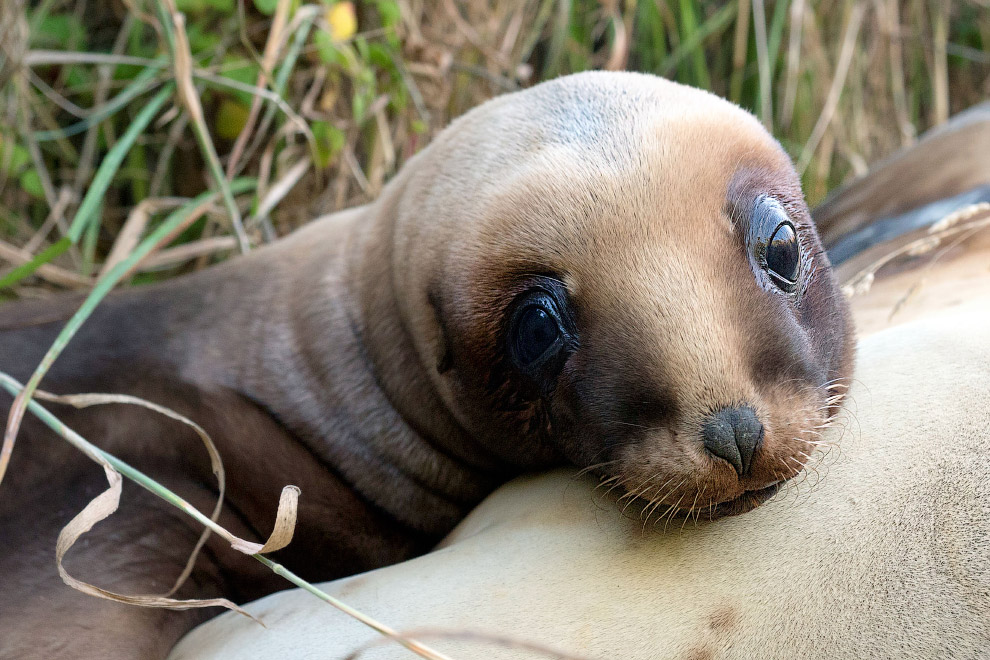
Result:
[701, 406, 764, 476]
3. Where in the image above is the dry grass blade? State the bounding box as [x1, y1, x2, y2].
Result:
[0, 239, 92, 288]
[1, 382, 255, 619]
[161, 1, 250, 254]
[55, 463, 256, 617]
[22, 185, 73, 254]
[796, 2, 866, 174]
[884, 0, 914, 145]
[230, 5, 319, 180]
[17, 78, 59, 209]
[841, 203, 990, 298]
[928, 201, 990, 234]
[23, 50, 163, 67]
[779, 0, 804, 129]
[0, 0, 27, 91]
[751, 0, 772, 128]
[230, 485, 300, 554]
[729, 0, 750, 103]
[604, 4, 629, 72]
[100, 198, 186, 275]
[931, 2, 949, 126]
[225, 0, 291, 178]
[887, 278, 924, 321]
[137, 236, 238, 271]
[252, 156, 311, 221]
[34, 389, 228, 596]
[344, 629, 597, 660]
[0, 179, 254, 492]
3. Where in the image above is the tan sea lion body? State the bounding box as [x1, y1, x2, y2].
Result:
[170, 298, 990, 659]
[0, 72, 851, 658]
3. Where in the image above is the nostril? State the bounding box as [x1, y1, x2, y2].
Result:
[701, 406, 764, 476]
[701, 415, 741, 473]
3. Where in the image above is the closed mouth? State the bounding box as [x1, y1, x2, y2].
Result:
[686, 481, 783, 520]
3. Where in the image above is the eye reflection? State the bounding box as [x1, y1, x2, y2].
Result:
[766, 222, 799, 283]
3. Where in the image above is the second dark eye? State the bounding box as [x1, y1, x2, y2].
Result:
[766, 222, 799, 283]
[749, 196, 802, 292]
[512, 305, 561, 366]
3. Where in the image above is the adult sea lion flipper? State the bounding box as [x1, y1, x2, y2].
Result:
[816, 107, 990, 336]
[813, 101, 990, 250]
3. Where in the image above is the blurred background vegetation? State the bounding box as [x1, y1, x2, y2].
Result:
[0, 0, 987, 299]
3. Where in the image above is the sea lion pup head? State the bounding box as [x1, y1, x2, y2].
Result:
[381, 71, 853, 520]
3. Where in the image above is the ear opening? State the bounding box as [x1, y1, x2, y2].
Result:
[428, 287, 454, 374]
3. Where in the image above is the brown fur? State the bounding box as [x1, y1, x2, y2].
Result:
[0, 72, 852, 658]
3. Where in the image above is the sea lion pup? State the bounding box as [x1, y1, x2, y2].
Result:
[0, 71, 851, 658]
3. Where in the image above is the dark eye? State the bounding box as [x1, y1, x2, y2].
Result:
[505, 284, 576, 386]
[512, 305, 561, 366]
[750, 196, 801, 292]
[766, 222, 799, 283]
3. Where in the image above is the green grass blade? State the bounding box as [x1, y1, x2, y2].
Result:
[33, 65, 165, 142]
[0, 237, 71, 289]
[661, 3, 737, 79]
[767, 0, 790, 76]
[66, 84, 174, 244]
[1, 85, 171, 290]
[678, 0, 711, 89]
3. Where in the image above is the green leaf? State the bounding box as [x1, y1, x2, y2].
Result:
[389, 85, 408, 112]
[176, 0, 234, 13]
[19, 170, 45, 200]
[65, 66, 95, 92]
[220, 56, 261, 105]
[352, 92, 367, 123]
[366, 42, 393, 70]
[354, 35, 370, 60]
[185, 22, 223, 55]
[252, 0, 280, 15]
[216, 98, 250, 140]
[206, 0, 235, 12]
[0, 139, 31, 174]
[30, 14, 86, 49]
[312, 121, 346, 168]
[374, 0, 401, 28]
[314, 30, 348, 66]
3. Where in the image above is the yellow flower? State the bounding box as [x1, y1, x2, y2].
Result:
[326, 2, 357, 42]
